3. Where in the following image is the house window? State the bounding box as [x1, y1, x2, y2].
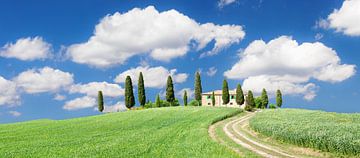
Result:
[208, 103, 210, 105]
[207, 95, 211, 99]
[230, 102, 233, 105]
[231, 95, 235, 99]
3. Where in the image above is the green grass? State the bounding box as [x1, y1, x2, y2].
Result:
[0, 106, 242, 157]
[249, 109, 360, 157]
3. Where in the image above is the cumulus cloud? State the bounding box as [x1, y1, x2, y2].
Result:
[319, 0, 360, 36]
[176, 88, 194, 99]
[69, 82, 124, 98]
[218, 0, 236, 8]
[114, 66, 188, 88]
[54, 94, 66, 101]
[67, 6, 245, 68]
[0, 76, 20, 106]
[103, 101, 127, 113]
[8, 111, 22, 117]
[14, 67, 74, 94]
[63, 96, 96, 110]
[224, 36, 355, 100]
[0, 36, 51, 60]
[206, 67, 217, 76]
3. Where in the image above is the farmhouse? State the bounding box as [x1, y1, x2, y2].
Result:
[201, 90, 246, 108]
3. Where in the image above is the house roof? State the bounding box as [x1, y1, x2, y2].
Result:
[202, 89, 237, 95]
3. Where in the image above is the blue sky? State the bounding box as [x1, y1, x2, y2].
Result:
[1, 0, 360, 123]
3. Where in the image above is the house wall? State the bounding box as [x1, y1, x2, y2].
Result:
[201, 94, 243, 108]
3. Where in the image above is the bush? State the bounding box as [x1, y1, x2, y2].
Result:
[254, 97, 262, 109]
[269, 104, 277, 109]
[189, 100, 200, 106]
[144, 101, 154, 109]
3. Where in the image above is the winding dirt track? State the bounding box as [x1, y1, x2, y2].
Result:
[209, 112, 297, 158]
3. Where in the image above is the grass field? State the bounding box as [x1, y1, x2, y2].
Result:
[249, 109, 360, 157]
[0, 107, 242, 157]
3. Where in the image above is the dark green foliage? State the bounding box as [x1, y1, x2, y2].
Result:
[261, 88, 269, 108]
[166, 76, 175, 104]
[125, 76, 135, 109]
[222, 79, 230, 105]
[172, 99, 180, 106]
[254, 97, 263, 109]
[269, 104, 277, 109]
[189, 100, 200, 106]
[98, 91, 104, 112]
[155, 94, 161, 108]
[246, 90, 255, 108]
[183, 90, 188, 106]
[194, 71, 202, 104]
[212, 91, 215, 106]
[144, 101, 154, 109]
[276, 89, 282, 108]
[138, 72, 146, 107]
[236, 84, 244, 105]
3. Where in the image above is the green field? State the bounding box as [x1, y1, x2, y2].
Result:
[249, 109, 360, 156]
[0, 107, 242, 157]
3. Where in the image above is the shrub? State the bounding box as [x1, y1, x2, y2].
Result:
[144, 101, 154, 109]
[254, 97, 262, 109]
[189, 100, 200, 106]
[269, 104, 277, 109]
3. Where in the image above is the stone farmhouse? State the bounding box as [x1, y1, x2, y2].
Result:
[201, 90, 246, 108]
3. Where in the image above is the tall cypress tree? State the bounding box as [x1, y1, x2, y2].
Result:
[261, 88, 269, 109]
[166, 76, 175, 105]
[276, 89, 282, 108]
[212, 91, 216, 106]
[183, 90, 188, 106]
[125, 76, 135, 109]
[247, 90, 255, 108]
[236, 84, 244, 105]
[155, 94, 161, 108]
[138, 72, 146, 107]
[194, 71, 202, 104]
[222, 79, 230, 105]
[98, 91, 104, 112]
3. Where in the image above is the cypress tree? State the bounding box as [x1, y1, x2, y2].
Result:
[276, 89, 282, 108]
[166, 76, 175, 105]
[155, 94, 161, 108]
[246, 90, 255, 108]
[125, 76, 135, 109]
[236, 84, 244, 105]
[212, 91, 216, 106]
[138, 72, 146, 107]
[98, 91, 104, 112]
[222, 79, 230, 105]
[183, 90, 188, 106]
[261, 88, 269, 109]
[194, 71, 202, 105]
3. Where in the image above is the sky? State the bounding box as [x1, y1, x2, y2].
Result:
[1, 0, 360, 123]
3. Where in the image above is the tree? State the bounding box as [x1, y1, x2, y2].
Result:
[261, 88, 269, 109]
[211, 91, 216, 106]
[125, 76, 135, 109]
[222, 79, 230, 105]
[194, 71, 202, 105]
[236, 84, 244, 105]
[98, 91, 104, 112]
[254, 97, 263, 109]
[138, 72, 146, 107]
[183, 90, 188, 106]
[276, 89, 282, 108]
[166, 76, 175, 105]
[155, 94, 161, 108]
[246, 90, 255, 108]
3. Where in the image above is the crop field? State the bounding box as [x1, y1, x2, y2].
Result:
[0, 107, 241, 158]
[249, 109, 360, 156]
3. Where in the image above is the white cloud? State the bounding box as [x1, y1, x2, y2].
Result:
[0, 76, 20, 106]
[67, 6, 245, 68]
[224, 36, 355, 100]
[315, 33, 324, 40]
[8, 111, 21, 117]
[0, 36, 51, 61]
[114, 66, 188, 88]
[321, 0, 360, 36]
[63, 96, 96, 110]
[218, 0, 236, 8]
[103, 101, 127, 113]
[206, 67, 217, 76]
[14, 67, 74, 94]
[54, 94, 66, 101]
[69, 82, 124, 98]
[176, 88, 194, 99]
